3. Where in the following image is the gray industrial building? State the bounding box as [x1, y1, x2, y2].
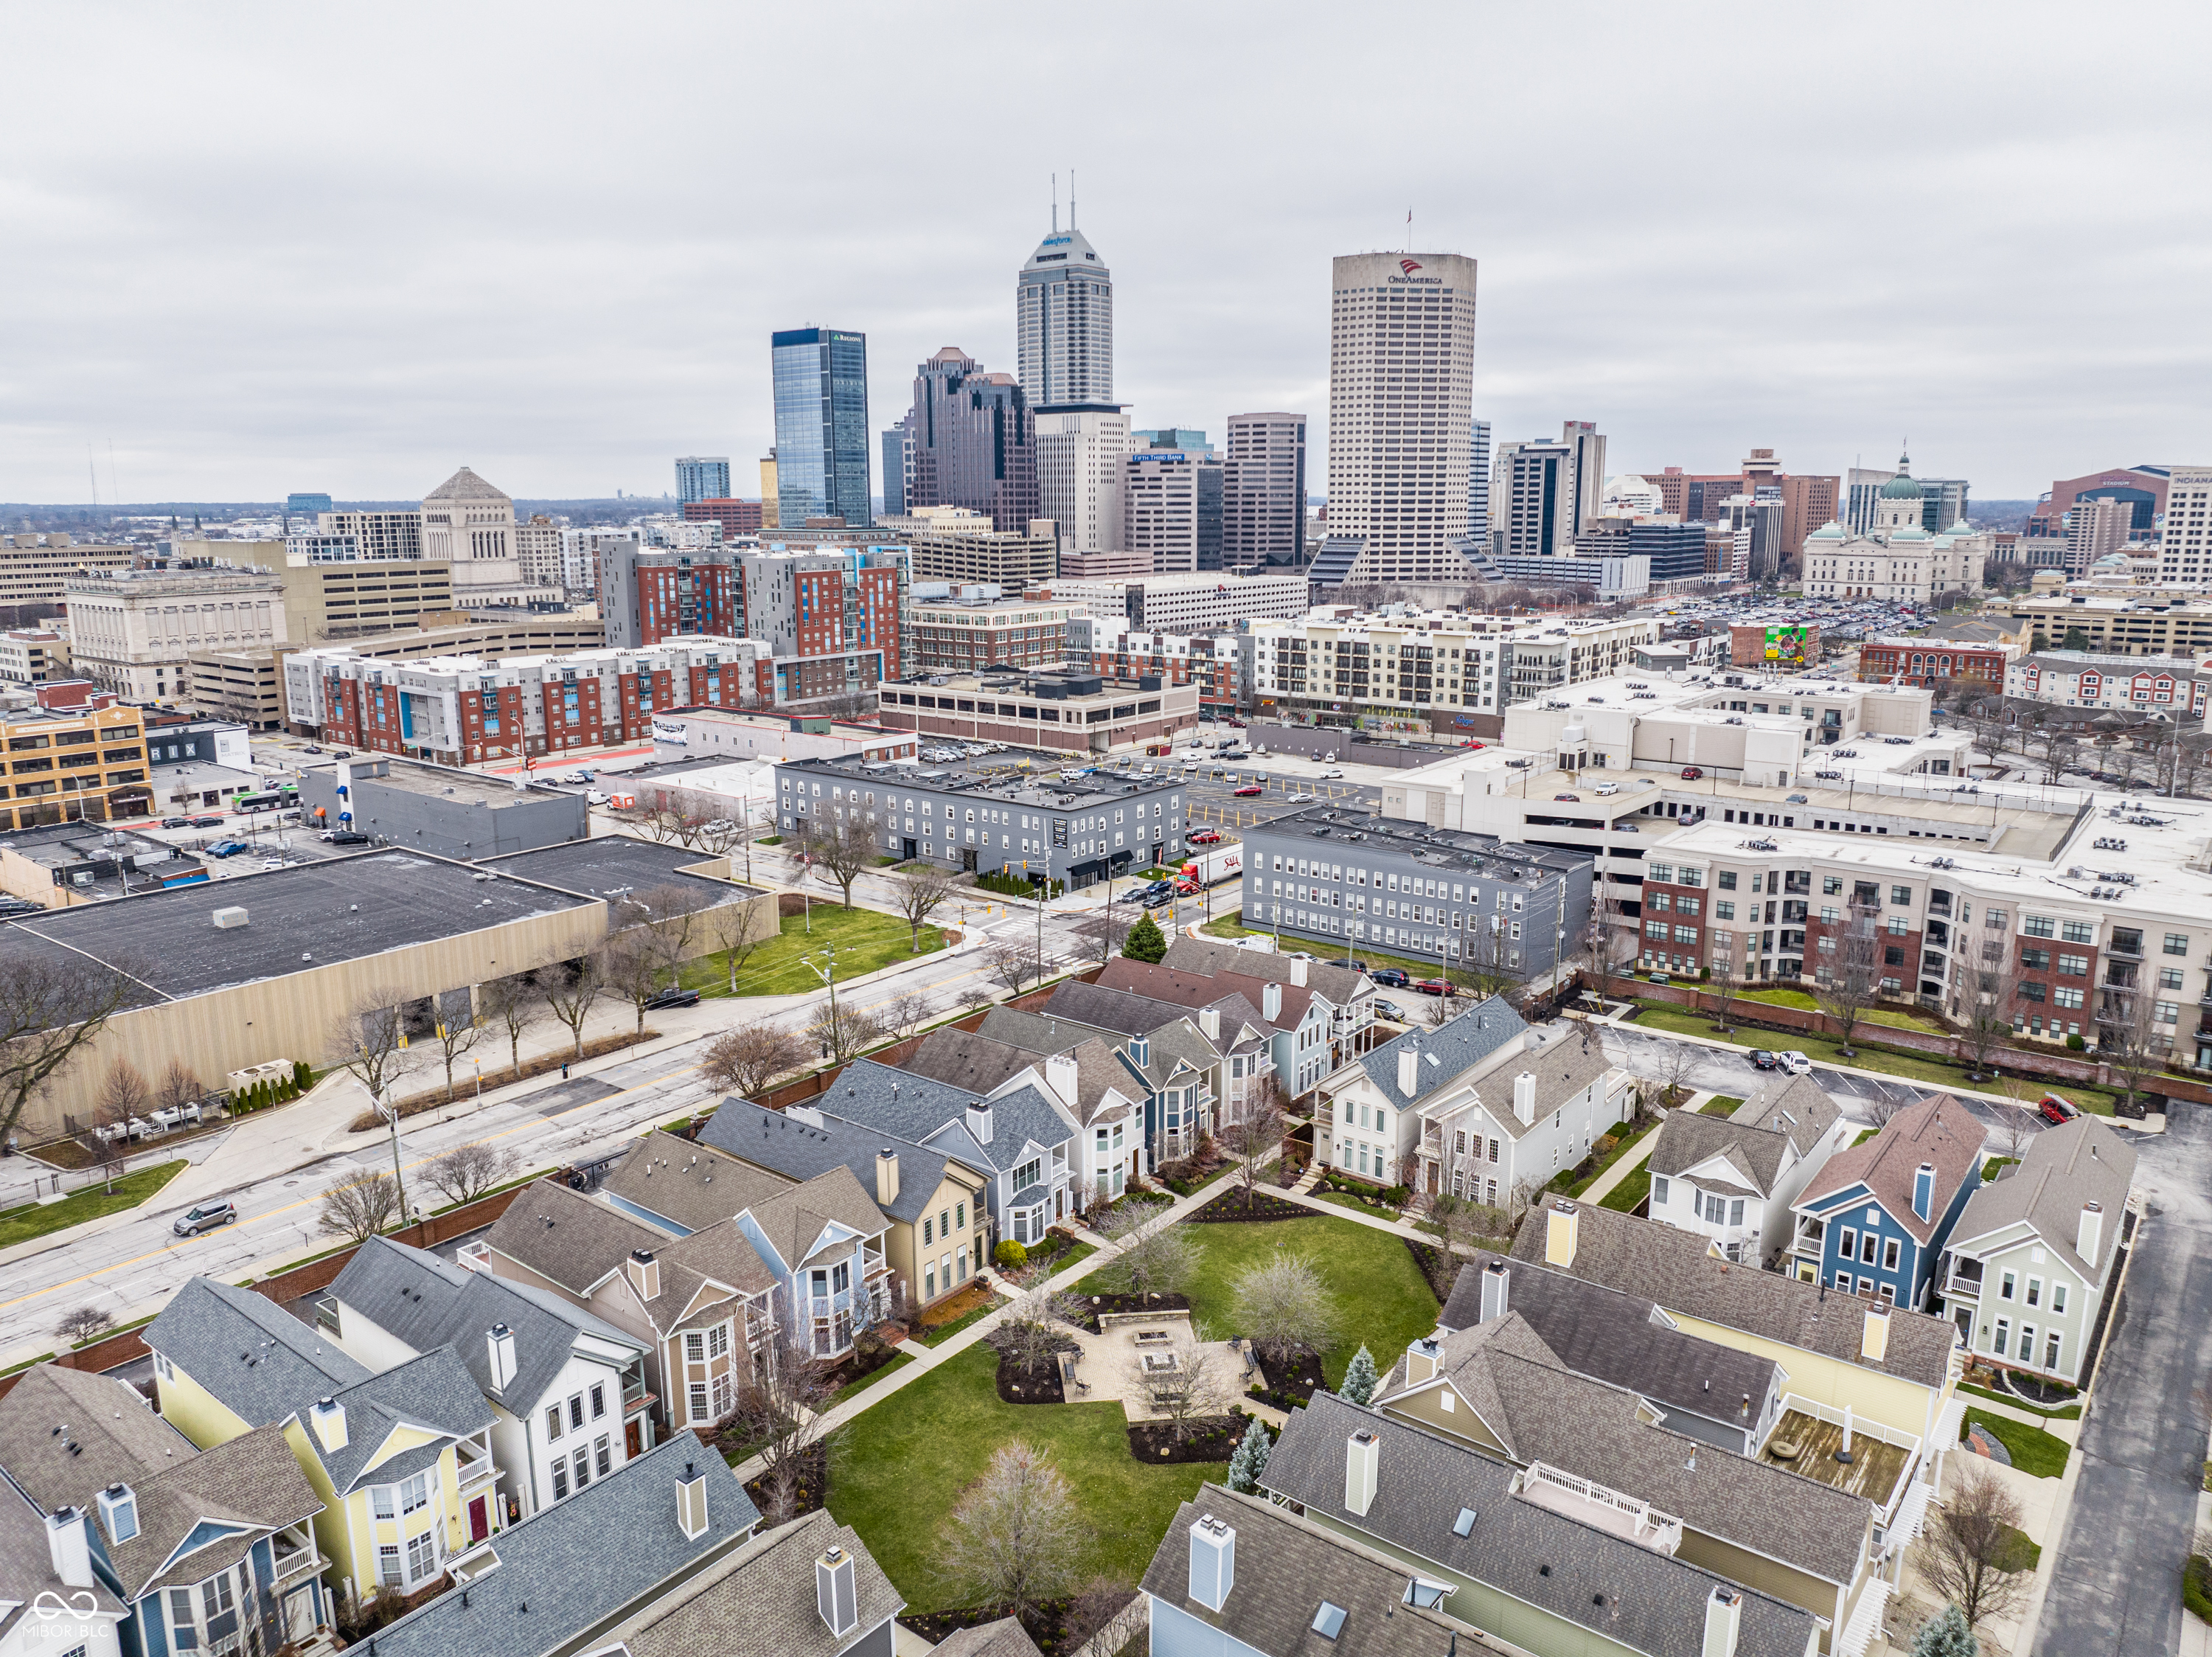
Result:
[296, 756, 587, 861]
[774, 748, 1184, 889]
[1236, 807, 1592, 982]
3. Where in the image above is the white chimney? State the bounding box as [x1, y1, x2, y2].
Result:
[310, 1397, 347, 1452]
[486, 1323, 517, 1392]
[966, 1099, 993, 1144]
[1703, 1585, 1742, 1657]
[627, 1248, 660, 1301]
[1860, 1301, 1890, 1364]
[1046, 1052, 1081, 1107]
[816, 1543, 859, 1636]
[45, 1507, 91, 1589]
[1290, 956, 1310, 987]
[1545, 1202, 1579, 1269]
[2077, 1201, 2103, 1268]
[875, 1148, 901, 1206]
[677, 1461, 709, 1540]
[1188, 1512, 1236, 1611]
[1479, 1260, 1509, 1324]
[1263, 982, 1282, 1021]
[1397, 1046, 1419, 1096]
[1345, 1430, 1379, 1516]
[1198, 1006, 1221, 1041]
[1514, 1071, 1537, 1125]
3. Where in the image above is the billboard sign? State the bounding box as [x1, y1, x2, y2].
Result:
[1764, 625, 1810, 665]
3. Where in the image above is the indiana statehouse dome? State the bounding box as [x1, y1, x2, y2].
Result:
[1879, 451, 1923, 500]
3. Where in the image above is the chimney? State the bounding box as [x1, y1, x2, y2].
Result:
[95, 1481, 138, 1545]
[486, 1323, 517, 1392]
[875, 1149, 901, 1206]
[966, 1099, 993, 1144]
[1479, 1260, 1509, 1324]
[1262, 982, 1282, 1022]
[1703, 1585, 1742, 1657]
[1860, 1301, 1890, 1364]
[1514, 1071, 1537, 1125]
[310, 1397, 347, 1453]
[1913, 1162, 1935, 1222]
[1545, 1201, 1579, 1269]
[45, 1507, 91, 1589]
[1290, 956, 1310, 987]
[2077, 1201, 2103, 1267]
[1397, 1046, 1419, 1096]
[1345, 1429, 1380, 1516]
[676, 1462, 709, 1540]
[816, 1543, 859, 1636]
[627, 1248, 660, 1301]
[1188, 1512, 1236, 1611]
[1198, 1006, 1220, 1041]
[1130, 1035, 1151, 1070]
[1046, 1052, 1080, 1106]
[1407, 1337, 1441, 1383]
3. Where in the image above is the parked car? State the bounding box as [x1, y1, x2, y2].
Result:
[159, 816, 192, 828]
[1785, 793, 1809, 804]
[586, 790, 610, 806]
[1777, 1051, 1814, 1075]
[1592, 782, 1620, 796]
[1286, 793, 1314, 804]
[1412, 978, 1457, 997]
[1328, 958, 1369, 972]
[1316, 768, 1345, 780]
[2039, 1092, 2081, 1125]
[1373, 998, 1408, 1021]
[1749, 1049, 1779, 1070]
[189, 814, 226, 827]
[1553, 793, 1580, 802]
[560, 769, 593, 784]
[1233, 784, 1264, 797]
[1368, 968, 1410, 988]
[321, 830, 370, 845]
[644, 987, 701, 1010]
[173, 1199, 237, 1237]
[1138, 889, 1175, 909]
[1680, 766, 1703, 780]
[304, 744, 324, 754]
[1187, 829, 1223, 845]
[206, 840, 249, 857]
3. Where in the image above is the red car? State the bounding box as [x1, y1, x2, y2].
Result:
[1187, 829, 1223, 844]
[1413, 978, 1457, 997]
[1680, 766, 1703, 780]
[1234, 785, 1264, 797]
[2039, 1093, 2080, 1125]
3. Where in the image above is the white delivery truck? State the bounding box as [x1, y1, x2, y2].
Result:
[1178, 845, 1245, 887]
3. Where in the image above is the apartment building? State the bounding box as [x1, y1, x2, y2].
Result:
[1040, 569, 1311, 633]
[0, 697, 151, 830]
[878, 504, 1059, 589]
[0, 628, 71, 684]
[2003, 649, 2212, 717]
[174, 537, 456, 640]
[903, 591, 1076, 673]
[0, 532, 134, 604]
[2006, 591, 2212, 656]
[873, 667, 1199, 755]
[65, 565, 289, 701]
[1065, 618, 1242, 713]
[317, 508, 422, 560]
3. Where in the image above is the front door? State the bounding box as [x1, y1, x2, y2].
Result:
[468, 1496, 489, 1543]
[625, 1417, 643, 1458]
[902, 838, 917, 860]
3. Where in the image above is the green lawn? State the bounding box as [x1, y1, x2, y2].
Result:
[1982, 1156, 2020, 1182]
[826, 1350, 914, 1408]
[1699, 1095, 1745, 1116]
[1081, 1212, 1441, 1391]
[1559, 1116, 1660, 1198]
[1957, 1379, 2080, 1420]
[1627, 1000, 2120, 1114]
[0, 1160, 185, 1251]
[828, 1343, 1223, 1608]
[1733, 988, 1943, 1035]
[687, 906, 946, 998]
[1852, 1128, 1879, 1147]
[1310, 1188, 1405, 1219]
[1961, 1406, 2070, 1479]
[1600, 1164, 1652, 1213]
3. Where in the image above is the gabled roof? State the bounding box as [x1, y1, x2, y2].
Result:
[900, 1027, 1042, 1097]
[741, 1164, 887, 1274]
[1262, 1395, 1821, 1657]
[1947, 1114, 2136, 1283]
[698, 1096, 987, 1226]
[927, 1619, 1046, 1657]
[816, 1058, 1076, 1174]
[1509, 1197, 1958, 1390]
[657, 1220, 782, 1321]
[423, 465, 512, 503]
[1649, 1075, 1840, 1195]
[594, 1509, 902, 1657]
[1118, 1016, 1222, 1091]
[1038, 979, 1196, 1039]
[485, 1178, 667, 1297]
[1066, 1036, 1144, 1126]
[1354, 997, 1532, 1112]
[1160, 935, 1371, 1005]
[329, 1237, 646, 1414]
[602, 1131, 795, 1237]
[973, 1005, 1115, 1056]
[364, 1437, 761, 1657]
[1436, 1257, 1783, 1436]
[1794, 1094, 1982, 1244]
[0, 1485, 125, 1640]
[121, 1425, 324, 1602]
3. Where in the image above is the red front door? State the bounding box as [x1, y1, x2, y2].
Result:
[625, 1418, 643, 1459]
[468, 1496, 489, 1542]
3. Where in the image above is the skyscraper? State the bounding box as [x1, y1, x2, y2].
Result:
[908, 347, 1039, 535]
[770, 328, 872, 528]
[1490, 421, 1607, 557]
[1468, 420, 1492, 543]
[880, 419, 913, 518]
[1124, 449, 1221, 574]
[1018, 204, 1113, 407]
[1223, 413, 1307, 572]
[674, 456, 731, 505]
[1322, 251, 1478, 584]
[1037, 406, 1130, 560]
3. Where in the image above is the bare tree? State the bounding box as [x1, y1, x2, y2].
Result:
[56, 1305, 114, 1347]
[700, 1025, 810, 1100]
[2098, 973, 2167, 1116]
[600, 929, 668, 1035]
[1220, 1077, 1287, 1210]
[1649, 1038, 1701, 1111]
[0, 954, 139, 1145]
[1707, 959, 1745, 1035]
[741, 1322, 843, 1526]
[876, 989, 939, 1046]
[699, 900, 768, 995]
[1579, 891, 1629, 1009]
[1231, 1248, 1340, 1366]
[1812, 897, 1883, 1058]
[1093, 1203, 1196, 1305]
[988, 1282, 1084, 1377]
[542, 955, 606, 1060]
[1913, 1461, 2036, 1632]
[1458, 914, 1520, 1001]
[319, 1169, 401, 1242]
[421, 1141, 518, 1207]
[798, 812, 880, 908]
[425, 990, 483, 1102]
[476, 970, 546, 1077]
[937, 1440, 1082, 1622]
[805, 999, 883, 1066]
[1958, 959, 2019, 1080]
[154, 1057, 203, 1114]
[1126, 1324, 1231, 1443]
[987, 940, 1035, 998]
[327, 986, 417, 1105]
[1074, 909, 1131, 969]
[893, 864, 957, 952]
[636, 881, 712, 980]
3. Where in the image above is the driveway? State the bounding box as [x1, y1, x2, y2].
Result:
[2031, 1103, 2212, 1657]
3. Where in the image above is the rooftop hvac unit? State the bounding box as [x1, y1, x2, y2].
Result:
[212, 906, 248, 929]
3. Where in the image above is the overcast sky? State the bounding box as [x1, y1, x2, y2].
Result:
[4, 1, 2207, 507]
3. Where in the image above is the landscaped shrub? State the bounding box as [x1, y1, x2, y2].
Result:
[994, 1240, 1029, 1271]
[2067, 1034, 2087, 1051]
[2185, 1553, 2212, 1626]
[975, 869, 1064, 900]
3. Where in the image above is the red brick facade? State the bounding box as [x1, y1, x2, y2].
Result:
[1858, 641, 2006, 689]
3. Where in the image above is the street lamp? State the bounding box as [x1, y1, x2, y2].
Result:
[373, 1090, 410, 1225]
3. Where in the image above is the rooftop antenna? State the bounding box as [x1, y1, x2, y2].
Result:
[1051, 173, 1057, 235]
[1069, 169, 1076, 229]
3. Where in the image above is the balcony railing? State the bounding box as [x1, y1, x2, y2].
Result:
[270, 1530, 323, 1583]
[808, 1291, 855, 1319]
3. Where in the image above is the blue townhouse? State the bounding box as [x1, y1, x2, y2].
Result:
[1788, 1092, 1983, 1310]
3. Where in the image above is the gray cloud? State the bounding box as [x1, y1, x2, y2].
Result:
[2, 0, 2207, 505]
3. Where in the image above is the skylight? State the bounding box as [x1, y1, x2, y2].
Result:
[1453, 1507, 1478, 1537]
[1312, 1602, 1346, 1640]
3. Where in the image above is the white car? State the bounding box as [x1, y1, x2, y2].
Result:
[586, 790, 610, 807]
[1315, 768, 1344, 779]
[1592, 781, 1620, 796]
[1286, 793, 1314, 804]
[1778, 1051, 1814, 1075]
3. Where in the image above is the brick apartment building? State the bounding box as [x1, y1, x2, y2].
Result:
[1068, 620, 1243, 715]
[1644, 449, 1840, 556]
[683, 498, 765, 538]
[1857, 635, 2012, 691]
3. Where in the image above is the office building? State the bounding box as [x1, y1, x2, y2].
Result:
[2027, 463, 2170, 541]
[1323, 251, 1480, 585]
[0, 532, 134, 604]
[420, 466, 524, 596]
[1644, 451, 1840, 556]
[2160, 466, 2212, 583]
[908, 347, 1040, 533]
[903, 591, 1077, 673]
[880, 417, 913, 517]
[1017, 206, 1113, 406]
[1492, 420, 1607, 557]
[1134, 428, 1210, 454]
[869, 667, 1200, 761]
[880, 504, 1057, 590]
[1036, 404, 1130, 563]
[64, 566, 290, 702]
[758, 450, 778, 528]
[285, 491, 333, 516]
[673, 456, 731, 505]
[316, 507, 423, 561]
[1042, 570, 1312, 634]
[771, 329, 872, 529]
[681, 497, 765, 541]
[0, 628, 70, 685]
[175, 538, 457, 642]
[555, 526, 635, 599]
[0, 701, 152, 834]
[1469, 417, 1492, 541]
[1846, 456, 1969, 537]
[1222, 412, 1307, 572]
[1124, 448, 1222, 574]
[513, 513, 563, 587]
[2066, 495, 2136, 576]
[1572, 515, 1711, 586]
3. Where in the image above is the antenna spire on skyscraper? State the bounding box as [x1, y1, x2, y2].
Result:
[1070, 169, 1076, 229]
[1051, 173, 1057, 234]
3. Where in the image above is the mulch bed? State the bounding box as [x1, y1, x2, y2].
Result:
[1187, 1186, 1312, 1223]
[1068, 1291, 1190, 1333]
[914, 1279, 999, 1333]
[1128, 1412, 1248, 1464]
[1248, 1349, 1326, 1409]
[742, 1442, 829, 1519]
[994, 1350, 1071, 1405]
[821, 1341, 902, 1397]
[1403, 1237, 1458, 1303]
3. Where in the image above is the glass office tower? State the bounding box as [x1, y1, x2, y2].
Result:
[771, 327, 872, 528]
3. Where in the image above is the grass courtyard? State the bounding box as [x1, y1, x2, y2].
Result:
[683, 906, 946, 998]
[0, 1160, 185, 1251]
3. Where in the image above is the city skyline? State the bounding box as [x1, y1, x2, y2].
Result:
[2, 3, 2206, 505]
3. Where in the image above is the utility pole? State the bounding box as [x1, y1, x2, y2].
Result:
[377, 1091, 409, 1224]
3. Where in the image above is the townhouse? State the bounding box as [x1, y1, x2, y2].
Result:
[1646, 1074, 1850, 1266]
[1937, 1114, 2136, 1386]
[1162, 936, 1380, 1080]
[0, 1478, 126, 1657]
[1789, 1096, 1983, 1310]
[323, 1236, 655, 1521]
[144, 1276, 499, 1611]
[0, 1364, 329, 1655]
[1086, 959, 1283, 1122]
[2003, 648, 2212, 717]
[993, 979, 1233, 1159]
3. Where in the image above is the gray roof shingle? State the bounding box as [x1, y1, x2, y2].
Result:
[1793, 1093, 1983, 1245]
[1037, 979, 1194, 1038]
[599, 1509, 902, 1657]
[926, 1617, 1048, 1657]
[816, 1059, 1076, 1175]
[1947, 1114, 2136, 1283]
[1160, 936, 1372, 1007]
[700, 1096, 987, 1226]
[602, 1132, 796, 1236]
[1649, 1077, 1843, 1195]
[973, 1006, 1114, 1057]
[0, 1487, 126, 1641]
[486, 1178, 668, 1296]
[1356, 997, 1533, 1111]
[1262, 1394, 1821, 1657]
[899, 1027, 1043, 1096]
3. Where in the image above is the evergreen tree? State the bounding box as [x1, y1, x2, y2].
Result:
[1122, 911, 1168, 964]
[1227, 1417, 1271, 1494]
[1340, 1345, 1380, 1407]
[1912, 1603, 1978, 1657]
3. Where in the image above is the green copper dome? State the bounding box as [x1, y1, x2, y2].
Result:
[1879, 450, 1922, 499]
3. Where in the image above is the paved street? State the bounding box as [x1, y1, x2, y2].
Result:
[2031, 1104, 2212, 1657]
